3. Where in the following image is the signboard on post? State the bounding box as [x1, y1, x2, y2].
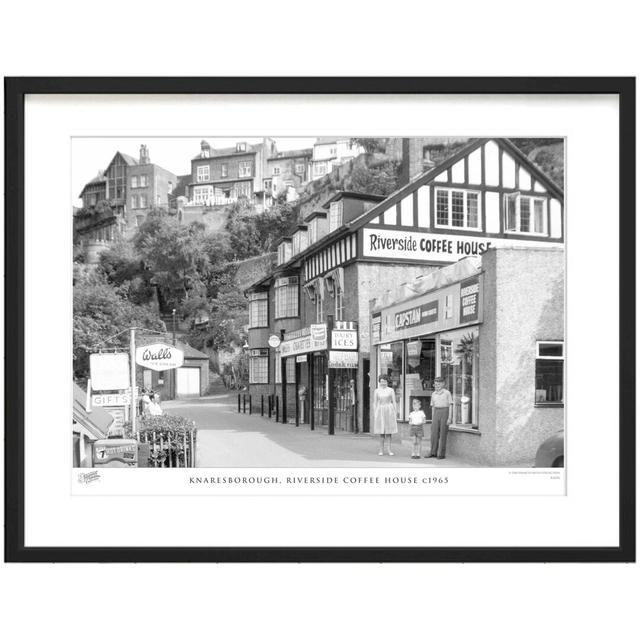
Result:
[135, 343, 184, 371]
[90, 353, 130, 391]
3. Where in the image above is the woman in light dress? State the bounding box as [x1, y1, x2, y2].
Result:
[373, 374, 398, 456]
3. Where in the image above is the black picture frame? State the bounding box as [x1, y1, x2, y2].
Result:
[4, 77, 635, 563]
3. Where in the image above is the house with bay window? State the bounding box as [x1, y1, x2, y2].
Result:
[187, 139, 276, 212]
[245, 137, 564, 462]
[74, 145, 177, 263]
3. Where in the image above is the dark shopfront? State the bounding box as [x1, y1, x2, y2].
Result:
[278, 319, 358, 434]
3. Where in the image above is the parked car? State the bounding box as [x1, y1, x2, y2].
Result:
[534, 429, 564, 467]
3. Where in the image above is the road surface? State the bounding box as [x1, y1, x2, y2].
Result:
[162, 394, 471, 468]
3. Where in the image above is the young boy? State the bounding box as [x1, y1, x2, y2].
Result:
[426, 377, 453, 459]
[408, 398, 427, 459]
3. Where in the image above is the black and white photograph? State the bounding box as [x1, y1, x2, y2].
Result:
[72, 136, 565, 475]
[6, 77, 632, 562]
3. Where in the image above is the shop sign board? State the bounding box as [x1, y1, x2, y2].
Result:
[310, 324, 327, 342]
[362, 228, 557, 262]
[460, 275, 480, 323]
[280, 325, 327, 357]
[93, 438, 138, 467]
[374, 275, 483, 344]
[92, 391, 133, 407]
[328, 350, 358, 369]
[296, 355, 308, 363]
[90, 353, 130, 391]
[135, 343, 184, 371]
[394, 300, 438, 330]
[331, 330, 358, 350]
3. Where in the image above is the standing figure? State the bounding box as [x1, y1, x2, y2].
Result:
[148, 393, 163, 416]
[426, 377, 453, 459]
[408, 398, 427, 459]
[373, 374, 398, 456]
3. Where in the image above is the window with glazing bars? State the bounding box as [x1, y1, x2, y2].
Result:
[249, 357, 269, 384]
[248, 292, 268, 328]
[274, 277, 298, 318]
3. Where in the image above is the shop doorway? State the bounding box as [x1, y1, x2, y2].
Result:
[333, 368, 357, 432]
[362, 358, 370, 432]
[312, 354, 328, 427]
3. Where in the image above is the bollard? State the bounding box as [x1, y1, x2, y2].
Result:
[268, 395, 272, 418]
[261, 395, 264, 416]
[275, 395, 280, 422]
[243, 394, 246, 413]
[249, 395, 252, 415]
[237, 393, 241, 413]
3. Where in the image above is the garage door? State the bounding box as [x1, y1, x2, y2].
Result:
[176, 367, 201, 397]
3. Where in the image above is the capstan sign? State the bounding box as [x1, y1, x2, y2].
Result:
[135, 343, 184, 371]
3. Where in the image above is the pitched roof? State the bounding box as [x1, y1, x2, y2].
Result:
[119, 152, 138, 166]
[246, 137, 564, 292]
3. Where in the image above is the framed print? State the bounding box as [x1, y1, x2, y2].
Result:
[4, 77, 635, 562]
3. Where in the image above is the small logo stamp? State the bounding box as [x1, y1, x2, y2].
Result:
[77, 470, 101, 484]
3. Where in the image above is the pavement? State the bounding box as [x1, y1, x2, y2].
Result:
[162, 393, 472, 468]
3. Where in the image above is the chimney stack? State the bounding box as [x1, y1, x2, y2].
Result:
[139, 144, 150, 164]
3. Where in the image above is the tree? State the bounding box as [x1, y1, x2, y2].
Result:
[73, 268, 165, 381]
[133, 210, 211, 312]
[98, 238, 155, 305]
[350, 137, 388, 154]
[344, 157, 401, 196]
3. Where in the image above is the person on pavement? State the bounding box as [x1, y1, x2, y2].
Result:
[373, 374, 398, 456]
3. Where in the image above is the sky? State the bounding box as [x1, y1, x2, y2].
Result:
[71, 137, 317, 206]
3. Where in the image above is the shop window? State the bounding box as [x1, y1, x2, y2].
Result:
[439, 329, 479, 428]
[377, 342, 404, 420]
[504, 194, 547, 235]
[249, 356, 269, 384]
[248, 292, 268, 328]
[535, 341, 564, 404]
[404, 339, 436, 420]
[274, 276, 299, 318]
[435, 188, 482, 230]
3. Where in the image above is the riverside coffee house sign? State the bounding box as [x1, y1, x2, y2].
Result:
[362, 228, 554, 262]
[135, 343, 184, 371]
